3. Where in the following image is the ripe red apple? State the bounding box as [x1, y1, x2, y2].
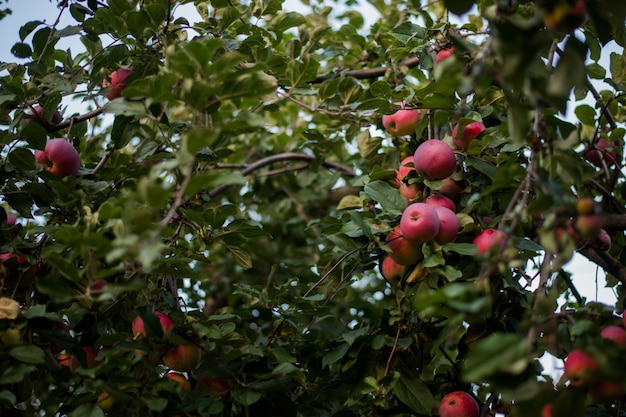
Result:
[196, 375, 230, 397]
[166, 371, 192, 391]
[439, 177, 464, 204]
[380, 255, 404, 285]
[425, 194, 456, 212]
[396, 156, 416, 182]
[623, 314, 626, 329]
[382, 103, 420, 136]
[473, 229, 506, 254]
[132, 311, 173, 339]
[399, 182, 421, 202]
[544, 0, 587, 34]
[400, 203, 440, 245]
[413, 140, 456, 181]
[385, 226, 423, 265]
[82, 346, 101, 368]
[433, 206, 460, 245]
[35, 138, 80, 177]
[452, 121, 485, 150]
[584, 138, 618, 167]
[438, 391, 479, 417]
[435, 48, 454, 64]
[89, 279, 108, 297]
[564, 349, 599, 388]
[600, 325, 626, 346]
[162, 341, 202, 372]
[5, 215, 16, 226]
[26, 105, 62, 126]
[103, 68, 133, 100]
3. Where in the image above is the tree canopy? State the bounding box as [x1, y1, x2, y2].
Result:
[1, 0, 626, 416]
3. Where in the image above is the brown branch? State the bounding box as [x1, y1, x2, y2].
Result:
[310, 56, 420, 84]
[577, 247, 626, 287]
[208, 152, 356, 199]
[46, 108, 104, 133]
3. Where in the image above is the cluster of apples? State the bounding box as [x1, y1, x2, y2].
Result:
[25, 68, 132, 179]
[543, 316, 626, 416]
[558, 198, 611, 252]
[584, 137, 619, 168]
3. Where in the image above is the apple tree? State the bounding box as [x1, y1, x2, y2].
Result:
[0, 0, 626, 416]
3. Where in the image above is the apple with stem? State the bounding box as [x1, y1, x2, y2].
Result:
[544, 0, 587, 34]
[413, 140, 457, 181]
[452, 121, 485, 150]
[163, 341, 202, 372]
[433, 206, 460, 245]
[35, 139, 80, 177]
[400, 203, 440, 245]
[438, 391, 479, 417]
[103, 68, 133, 100]
[382, 102, 420, 136]
[385, 226, 423, 266]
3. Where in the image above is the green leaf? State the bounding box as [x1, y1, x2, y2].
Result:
[9, 345, 45, 364]
[574, 104, 596, 126]
[363, 180, 407, 215]
[20, 121, 48, 150]
[232, 387, 262, 406]
[270, 11, 306, 35]
[0, 390, 16, 406]
[442, 242, 478, 256]
[11, 42, 31, 58]
[228, 246, 253, 270]
[19, 20, 43, 41]
[322, 342, 350, 367]
[393, 375, 434, 414]
[342, 326, 369, 346]
[462, 333, 529, 382]
[8, 147, 36, 171]
[69, 403, 105, 417]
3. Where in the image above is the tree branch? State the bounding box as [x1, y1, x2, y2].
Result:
[310, 56, 421, 84]
[46, 108, 104, 134]
[578, 247, 626, 287]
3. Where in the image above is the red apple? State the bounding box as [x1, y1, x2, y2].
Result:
[452, 121, 485, 150]
[400, 203, 440, 245]
[0, 252, 27, 266]
[435, 48, 454, 64]
[196, 375, 230, 397]
[541, 404, 552, 417]
[623, 314, 626, 329]
[473, 229, 506, 254]
[564, 349, 599, 388]
[544, 0, 587, 34]
[413, 140, 456, 181]
[439, 177, 464, 204]
[397, 156, 416, 182]
[162, 341, 202, 372]
[97, 391, 117, 411]
[382, 102, 420, 136]
[425, 194, 456, 212]
[380, 255, 404, 285]
[399, 182, 421, 202]
[89, 279, 108, 297]
[35, 139, 80, 177]
[166, 371, 192, 391]
[57, 353, 78, 372]
[5, 215, 16, 226]
[600, 325, 626, 347]
[438, 391, 479, 417]
[584, 138, 618, 167]
[132, 311, 173, 339]
[26, 105, 62, 126]
[103, 68, 133, 100]
[434, 206, 460, 245]
[385, 226, 423, 266]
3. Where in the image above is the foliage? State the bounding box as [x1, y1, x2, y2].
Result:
[0, 0, 625, 416]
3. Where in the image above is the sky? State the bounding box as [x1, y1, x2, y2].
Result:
[0, 0, 621, 371]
